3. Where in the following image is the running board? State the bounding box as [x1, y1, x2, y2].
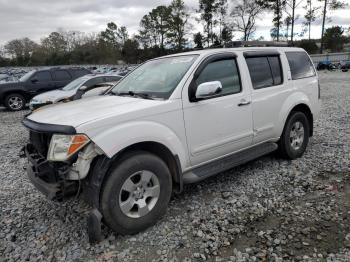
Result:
[183, 142, 278, 184]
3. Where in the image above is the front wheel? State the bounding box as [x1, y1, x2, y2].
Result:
[278, 111, 310, 159]
[4, 93, 26, 111]
[100, 151, 172, 235]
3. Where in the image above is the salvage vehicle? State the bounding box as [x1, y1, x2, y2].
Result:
[22, 47, 320, 242]
[0, 67, 91, 111]
[29, 74, 123, 110]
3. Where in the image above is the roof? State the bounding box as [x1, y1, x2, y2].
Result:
[162, 46, 305, 58]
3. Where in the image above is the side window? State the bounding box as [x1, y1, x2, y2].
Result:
[107, 76, 122, 82]
[32, 71, 52, 82]
[246, 56, 283, 89]
[196, 59, 241, 97]
[85, 77, 103, 88]
[54, 70, 72, 81]
[286, 51, 315, 80]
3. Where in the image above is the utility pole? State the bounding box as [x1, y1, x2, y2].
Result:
[320, 0, 327, 54]
[277, 0, 280, 41]
[291, 0, 295, 45]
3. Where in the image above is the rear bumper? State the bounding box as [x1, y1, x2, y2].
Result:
[24, 144, 77, 201]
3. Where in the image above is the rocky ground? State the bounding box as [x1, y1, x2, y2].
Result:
[0, 71, 349, 262]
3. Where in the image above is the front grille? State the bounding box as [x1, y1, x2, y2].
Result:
[29, 131, 52, 157]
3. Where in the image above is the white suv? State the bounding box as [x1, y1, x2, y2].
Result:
[22, 47, 320, 240]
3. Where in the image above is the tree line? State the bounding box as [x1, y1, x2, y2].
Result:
[0, 0, 349, 67]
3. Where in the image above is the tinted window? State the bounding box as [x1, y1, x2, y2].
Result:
[196, 59, 241, 96]
[33, 71, 52, 82]
[71, 69, 90, 78]
[54, 70, 71, 81]
[246, 57, 273, 89]
[286, 52, 315, 79]
[84, 77, 104, 88]
[268, 56, 283, 85]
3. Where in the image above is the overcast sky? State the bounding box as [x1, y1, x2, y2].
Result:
[0, 0, 349, 46]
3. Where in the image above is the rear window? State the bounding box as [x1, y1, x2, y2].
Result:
[54, 70, 71, 81]
[285, 51, 315, 80]
[246, 56, 283, 89]
[71, 69, 90, 78]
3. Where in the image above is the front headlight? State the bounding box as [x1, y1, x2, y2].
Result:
[47, 134, 90, 161]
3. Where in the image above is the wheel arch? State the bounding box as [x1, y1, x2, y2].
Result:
[282, 103, 314, 137]
[83, 141, 183, 210]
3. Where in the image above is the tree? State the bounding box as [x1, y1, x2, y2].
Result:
[118, 26, 129, 45]
[258, 0, 286, 42]
[221, 25, 233, 45]
[215, 0, 228, 44]
[198, 0, 218, 46]
[319, 0, 347, 53]
[100, 22, 121, 48]
[232, 0, 263, 41]
[4, 38, 38, 65]
[139, 6, 172, 50]
[284, 0, 304, 44]
[167, 0, 190, 50]
[296, 39, 319, 54]
[303, 0, 320, 41]
[323, 26, 346, 52]
[193, 32, 204, 49]
[122, 39, 139, 64]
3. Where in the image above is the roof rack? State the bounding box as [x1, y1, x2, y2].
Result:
[225, 41, 290, 48]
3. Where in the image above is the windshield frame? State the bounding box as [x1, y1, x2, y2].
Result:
[19, 70, 36, 82]
[109, 54, 199, 100]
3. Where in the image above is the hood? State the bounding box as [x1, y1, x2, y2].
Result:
[31, 89, 75, 103]
[27, 95, 166, 128]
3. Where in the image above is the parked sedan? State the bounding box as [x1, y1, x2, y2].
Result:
[29, 74, 122, 110]
[341, 61, 350, 72]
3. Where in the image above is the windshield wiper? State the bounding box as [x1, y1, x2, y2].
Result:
[116, 90, 153, 100]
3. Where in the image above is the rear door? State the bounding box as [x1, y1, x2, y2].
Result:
[26, 71, 54, 94]
[53, 70, 73, 88]
[244, 51, 292, 144]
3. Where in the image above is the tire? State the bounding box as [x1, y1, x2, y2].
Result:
[278, 111, 310, 160]
[100, 151, 172, 235]
[4, 93, 26, 111]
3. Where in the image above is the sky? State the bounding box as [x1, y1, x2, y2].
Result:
[0, 0, 349, 46]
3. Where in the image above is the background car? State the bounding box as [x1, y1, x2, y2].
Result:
[341, 61, 350, 72]
[316, 61, 337, 71]
[0, 67, 91, 111]
[29, 74, 122, 110]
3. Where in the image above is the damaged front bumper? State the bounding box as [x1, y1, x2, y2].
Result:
[23, 144, 78, 201]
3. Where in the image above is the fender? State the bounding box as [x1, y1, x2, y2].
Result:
[277, 91, 312, 136]
[82, 121, 188, 170]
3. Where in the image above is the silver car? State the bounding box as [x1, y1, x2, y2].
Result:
[29, 74, 122, 110]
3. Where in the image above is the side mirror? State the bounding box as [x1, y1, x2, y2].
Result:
[195, 81, 222, 100]
[31, 78, 38, 83]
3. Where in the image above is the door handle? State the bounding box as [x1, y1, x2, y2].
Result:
[238, 99, 251, 106]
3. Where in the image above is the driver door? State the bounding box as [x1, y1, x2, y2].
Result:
[182, 53, 253, 166]
[27, 71, 54, 94]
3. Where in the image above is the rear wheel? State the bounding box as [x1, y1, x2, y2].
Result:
[278, 111, 310, 159]
[4, 93, 26, 111]
[100, 151, 172, 235]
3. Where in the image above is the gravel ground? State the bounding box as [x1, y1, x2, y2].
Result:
[0, 71, 349, 262]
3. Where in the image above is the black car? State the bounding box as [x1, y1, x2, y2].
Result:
[0, 67, 91, 111]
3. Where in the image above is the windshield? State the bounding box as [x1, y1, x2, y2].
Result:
[62, 76, 89, 91]
[111, 55, 197, 99]
[19, 70, 35, 82]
